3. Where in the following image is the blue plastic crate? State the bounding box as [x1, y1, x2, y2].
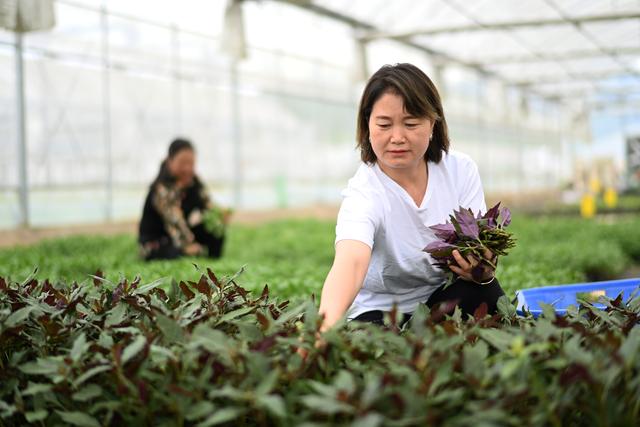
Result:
[515, 278, 640, 318]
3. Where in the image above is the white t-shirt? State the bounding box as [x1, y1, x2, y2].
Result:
[335, 150, 486, 319]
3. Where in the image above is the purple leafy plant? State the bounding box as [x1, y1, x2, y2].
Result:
[424, 202, 516, 285]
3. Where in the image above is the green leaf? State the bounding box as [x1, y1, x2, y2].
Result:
[72, 384, 103, 402]
[563, 335, 592, 365]
[89, 400, 121, 414]
[5, 306, 33, 327]
[619, 326, 640, 367]
[191, 324, 232, 356]
[497, 295, 516, 318]
[156, 313, 184, 343]
[237, 323, 263, 341]
[22, 382, 53, 396]
[133, 277, 165, 295]
[274, 301, 307, 326]
[300, 396, 353, 415]
[20, 357, 62, 376]
[463, 341, 489, 377]
[105, 303, 127, 327]
[25, 410, 48, 422]
[0, 400, 16, 417]
[499, 359, 522, 380]
[55, 411, 101, 427]
[360, 374, 381, 408]
[540, 303, 557, 320]
[256, 395, 286, 418]
[150, 345, 177, 362]
[97, 331, 114, 349]
[334, 370, 356, 396]
[185, 401, 216, 421]
[73, 365, 111, 388]
[179, 295, 204, 321]
[217, 306, 255, 324]
[121, 335, 147, 365]
[308, 381, 338, 398]
[478, 329, 513, 351]
[70, 333, 89, 363]
[196, 407, 243, 427]
[351, 413, 384, 427]
[255, 369, 279, 396]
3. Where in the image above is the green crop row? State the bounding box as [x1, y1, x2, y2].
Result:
[1, 269, 639, 426]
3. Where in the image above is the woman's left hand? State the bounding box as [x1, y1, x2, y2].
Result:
[449, 248, 496, 284]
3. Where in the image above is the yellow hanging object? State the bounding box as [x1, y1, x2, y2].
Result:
[580, 194, 596, 218]
[603, 188, 618, 209]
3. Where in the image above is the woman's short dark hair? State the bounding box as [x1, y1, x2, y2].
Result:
[168, 138, 194, 158]
[356, 63, 450, 164]
[152, 137, 197, 187]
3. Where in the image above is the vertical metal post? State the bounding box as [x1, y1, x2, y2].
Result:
[171, 24, 182, 134]
[556, 104, 564, 189]
[15, 31, 29, 228]
[433, 62, 446, 101]
[518, 92, 528, 192]
[231, 59, 242, 208]
[101, 3, 113, 221]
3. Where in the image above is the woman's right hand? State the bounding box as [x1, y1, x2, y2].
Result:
[184, 242, 203, 256]
[295, 332, 327, 361]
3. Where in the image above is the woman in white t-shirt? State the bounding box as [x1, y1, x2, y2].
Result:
[318, 63, 504, 330]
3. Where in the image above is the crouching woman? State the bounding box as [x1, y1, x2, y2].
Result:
[138, 138, 228, 261]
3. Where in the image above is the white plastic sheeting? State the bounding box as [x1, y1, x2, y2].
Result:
[0, 0, 637, 228]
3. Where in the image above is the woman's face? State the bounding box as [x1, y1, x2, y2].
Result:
[368, 91, 433, 172]
[167, 149, 195, 186]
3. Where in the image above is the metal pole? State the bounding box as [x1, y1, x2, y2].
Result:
[231, 59, 242, 208]
[171, 24, 182, 134]
[101, 3, 113, 221]
[15, 31, 29, 228]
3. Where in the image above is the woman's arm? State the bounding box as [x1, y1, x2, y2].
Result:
[318, 239, 372, 331]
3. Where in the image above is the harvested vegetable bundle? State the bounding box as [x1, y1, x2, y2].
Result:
[424, 202, 516, 285]
[203, 206, 232, 238]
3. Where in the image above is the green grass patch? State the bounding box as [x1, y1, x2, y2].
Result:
[1, 215, 639, 301]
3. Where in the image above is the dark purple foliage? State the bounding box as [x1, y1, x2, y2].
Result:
[455, 208, 480, 239]
[430, 223, 457, 243]
[424, 202, 516, 283]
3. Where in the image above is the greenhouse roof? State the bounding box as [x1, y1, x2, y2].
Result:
[279, 0, 640, 111]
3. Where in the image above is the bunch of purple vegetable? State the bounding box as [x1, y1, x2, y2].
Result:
[424, 202, 516, 284]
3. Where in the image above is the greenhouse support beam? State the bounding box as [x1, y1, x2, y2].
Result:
[231, 60, 243, 208]
[361, 12, 640, 40]
[15, 32, 29, 228]
[513, 69, 638, 86]
[101, 4, 113, 221]
[470, 47, 640, 65]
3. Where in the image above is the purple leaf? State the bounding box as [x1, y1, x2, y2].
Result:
[429, 223, 457, 242]
[499, 207, 512, 227]
[482, 202, 501, 228]
[455, 207, 479, 239]
[424, 241, 456, 258]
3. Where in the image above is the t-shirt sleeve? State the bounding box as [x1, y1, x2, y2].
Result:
[457, 157, 487, 215]
[335, 186, 380, 249]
